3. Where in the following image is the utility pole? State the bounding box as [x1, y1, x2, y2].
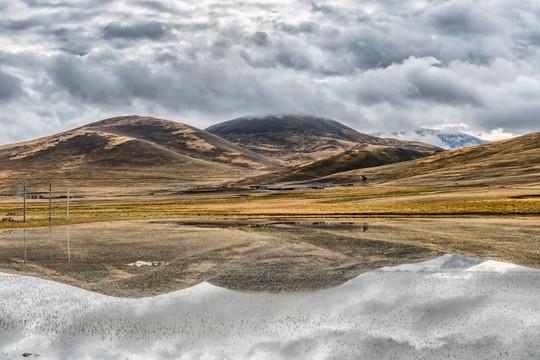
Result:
[49, 183, 52, 223]
[23, 180, 26, 223]
[66, 184, 70, 223]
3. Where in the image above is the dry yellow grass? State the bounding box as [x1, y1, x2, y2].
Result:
[1, 184, 538, 295]
[0, 185, 538, 230]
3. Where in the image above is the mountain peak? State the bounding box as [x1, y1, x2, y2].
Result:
[206, 114, 359, 137]
[373, 127, 488, 150]
[0, 115, 281, 195]
[206, 114, 440, 164]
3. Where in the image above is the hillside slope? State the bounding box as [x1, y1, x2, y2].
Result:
[238, 146, 431, 184]
[324, 131, 540, 187]
[0, 116, 280, 194]
[206, 114, 440, 164]
[81, 116, 280, 169]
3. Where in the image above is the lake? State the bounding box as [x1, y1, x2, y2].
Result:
[1, 253, 539, 359]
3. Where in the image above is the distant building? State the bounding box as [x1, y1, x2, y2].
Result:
[28, 194, 44, 199]
[13, 193, 45, 199]
[250, 185, 268, 190]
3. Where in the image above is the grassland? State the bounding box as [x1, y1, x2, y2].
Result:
[1, 185, 538, 228]
[0, 129, 538, 295]
[0, 183, 538, 296]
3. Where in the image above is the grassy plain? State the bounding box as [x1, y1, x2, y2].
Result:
[1, 185, 538, 227]
[0, 184, 538, 279]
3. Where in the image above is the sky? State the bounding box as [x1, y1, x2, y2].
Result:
[1, 0, 540, 145]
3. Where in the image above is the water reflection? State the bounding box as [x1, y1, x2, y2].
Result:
[23, 229, 26, 268]
[67, 225, 70, 263]
[0, 255, 538, 360]
[2, 219, 539, 297]
[49, 226, 52, 263]
[15, 226, 72, 267]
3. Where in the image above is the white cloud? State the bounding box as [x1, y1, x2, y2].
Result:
[1, 0, 540, 144]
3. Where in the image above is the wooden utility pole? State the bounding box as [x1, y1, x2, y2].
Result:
[49, 183, 52, 223]
[23, 180, 26, 223]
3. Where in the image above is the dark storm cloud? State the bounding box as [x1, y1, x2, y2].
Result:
[3, 18, 42, 31]
[0, 71, 24, 101]
[47, 56, 122, 105]
[251, 31, 269, 47]
[23, 0, 70, 8]
[102, 22, 168, 40]
[310, 3, 334, 15]
[135, 0, 171, 12]
[276, 50, 312, 70]
[428, 2, 495, 35]
[23, 0, 110, 8]
[279, 21, 319, 35]
[357, 57, 483, 106]
[43, 50, 304, 118]
[477, 104, 540, 134]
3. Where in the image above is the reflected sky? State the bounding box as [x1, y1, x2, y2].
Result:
[0, 254, 538, 359]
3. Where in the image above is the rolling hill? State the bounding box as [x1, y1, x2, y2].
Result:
[322, 131, 540, 187]
[0, 116, 280, 195]
[206, 114, 441, 164]
[237, 145, 432, 184]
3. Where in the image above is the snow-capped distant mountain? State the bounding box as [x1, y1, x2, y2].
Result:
[373, 128, 488, 150]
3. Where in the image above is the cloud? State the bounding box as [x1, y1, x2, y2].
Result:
[102, 22, 168, 40]
[135, 0, 172, 13]
[47, 56, 121, 105]
[427, 1, 496, 36]
[356, 57, 483, 106]
[1, 0, 540, 144]
[0, 70, 24, 101]
[251, 31, 269, 47]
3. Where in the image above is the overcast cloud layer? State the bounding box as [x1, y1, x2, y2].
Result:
[1, 0, 540, 145]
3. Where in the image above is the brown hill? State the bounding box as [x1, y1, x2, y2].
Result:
[0, 116, 280, 195]
[322, 131, 540, 187]
[206, 114, 441, 164]
[238, 145, 432, 184]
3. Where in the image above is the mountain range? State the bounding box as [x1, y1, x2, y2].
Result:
[0, 114, 537, 194]
[373, 128, 488, 150]
[206, 114, 440, 164]
[0, 116, 278, 194]
[324, 131, 540, 187]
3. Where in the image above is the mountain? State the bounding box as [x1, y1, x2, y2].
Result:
[238, 145, 432, 184]
[206, 114, 441, 164]
[322, 132, 540, 187]
[80, 116, 280, 169]
[0, 116, 280, 195]
[373, 128, 488, 150]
